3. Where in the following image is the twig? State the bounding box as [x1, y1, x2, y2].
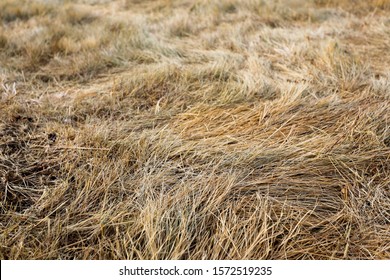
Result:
[30, 145, 110, 151]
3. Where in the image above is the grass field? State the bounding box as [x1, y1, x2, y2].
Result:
[0, 0, 389, 259]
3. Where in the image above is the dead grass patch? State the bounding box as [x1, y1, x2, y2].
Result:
[0, 0, 389, 259]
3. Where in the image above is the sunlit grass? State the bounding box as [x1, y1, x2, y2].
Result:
[0, 0, 389, 260]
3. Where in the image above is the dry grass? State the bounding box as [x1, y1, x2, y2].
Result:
[0, 0, 389, 260]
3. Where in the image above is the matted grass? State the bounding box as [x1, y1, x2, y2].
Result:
[0, 0, 389, 259]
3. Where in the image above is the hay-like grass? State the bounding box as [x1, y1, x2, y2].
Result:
[0, 0, 389, 259]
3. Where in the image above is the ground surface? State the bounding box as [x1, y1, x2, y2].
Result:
[0, 0, 389, 259]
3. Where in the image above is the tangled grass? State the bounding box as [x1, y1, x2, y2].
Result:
[0, 0, 389, 259]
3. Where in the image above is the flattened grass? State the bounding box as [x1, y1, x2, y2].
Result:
[0, 0, 389, 259]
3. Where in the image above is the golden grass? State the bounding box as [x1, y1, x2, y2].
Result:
[0, 0, 389, 259]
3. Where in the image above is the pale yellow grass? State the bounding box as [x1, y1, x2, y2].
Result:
[0, 0, 389, 259]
